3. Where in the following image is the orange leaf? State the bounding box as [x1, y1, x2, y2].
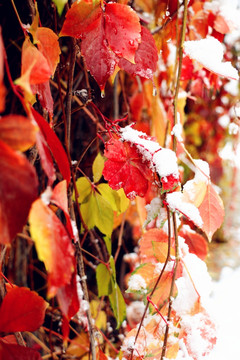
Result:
[35, 27, 60, 74]
[21, 37, 52, 85]
[149, 270, 178, 310]
[198, 183, 224, 241]
[29, 199, 75, 297]
[0, 140, 38, 244]
[0, 287, 47, 333]
[0, 115, 37, 152]
[139, 228, 173, 263]
[179, 226, 208, 260]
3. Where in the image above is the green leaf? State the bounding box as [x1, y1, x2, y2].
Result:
[109, 280, 126, 328]
[103, 236, 112, 254]
[98, 184, 129, 215]
[96, 263, 112, 296]
[80, 192, 113, 236]
[93, 153, 105, 183]
[109, 255, 116, 281]
[98, 183, 119, 211]
[52, 0, 67, 15]
[115, 188, 130, 214]
[75, 177, 92, 203]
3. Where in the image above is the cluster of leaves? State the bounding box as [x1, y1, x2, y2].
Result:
[0, 0, 239, 359]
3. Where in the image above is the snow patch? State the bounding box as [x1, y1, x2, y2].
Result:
[184, 37, 239, 80]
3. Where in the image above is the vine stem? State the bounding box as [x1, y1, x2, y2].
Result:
[161, 212, 179, 359]
[59, 32, 96, 360]
[173, 0, 189, 153]
[161, 1, 189, 357]
[10, 0, 28, 36]
[65, 38, 77, 152]
[132, 207, 172, 354]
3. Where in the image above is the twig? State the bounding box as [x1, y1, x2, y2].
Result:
[151, 1, 184, 35]
[114, 73, 119, 120]
[50, 79, 105, 131]
[132, 207, 172, 352]
[161, 212, 179, 359]
[173, 0, 188, 153]
[65, 38, 77, 152]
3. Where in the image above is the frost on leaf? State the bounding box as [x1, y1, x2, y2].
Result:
[184, 36, 239, 80]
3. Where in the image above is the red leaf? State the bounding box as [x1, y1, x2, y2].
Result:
[36, 131, 56, 185]
[31, 82, 54, 116]
[104, 3, 141, 63]
[179, 227, 208, 260]
[0, 340, 42, 360]
[161, 173, 180, 193]
[57, 270, 80, 319]
[181, 55, 194, 81]
[198, 183, 224, 241]
[0, 140, 38, 244]
[60, 1, 142, 90]
[0, 115, 37, 152]
[81, 15, 118, 91]
[119, 26, 158, 80]
[103, 137, 153, 199]
[60, 0, 101, 39]
[0, 287, 47, 333]
[51, 180, 75, 240]
[29, 199, 75, 297]
[0, 27, 6, 113]
[32, 108, 71, 185]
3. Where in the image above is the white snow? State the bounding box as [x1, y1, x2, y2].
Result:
[120, 125, 179, 178]
[228, 122, 239, 135]
[128, 274, 147, 292]
[171, 122, 184, 142]
[224, 79, 239, 96]
[194, 159, 210, 182]
[218, 114, 230, 128]
[153, 148, 179, 178]
[184, 37, 239, 80]
[207, 266, 240, 359]
[166, 192, 203, 227]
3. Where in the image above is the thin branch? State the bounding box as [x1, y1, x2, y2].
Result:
[173, 0, 188, 153]
[133, 207, 172, 351]
[50, 79, 105, 131]
[161, 212, 179, 359]
[65, 38, 77, 152]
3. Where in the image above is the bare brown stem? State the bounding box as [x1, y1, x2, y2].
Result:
[66, 39, 77, 152]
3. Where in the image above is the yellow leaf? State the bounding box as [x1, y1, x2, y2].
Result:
[93, 152, 105, 183]
[75, 177, 92, 203]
